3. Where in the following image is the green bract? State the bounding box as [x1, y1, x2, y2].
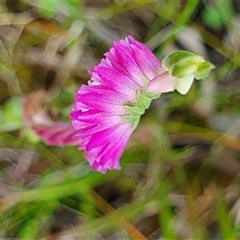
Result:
[124, 91, 160, 130]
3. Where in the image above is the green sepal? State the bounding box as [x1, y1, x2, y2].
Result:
[123, 91, 160, 129]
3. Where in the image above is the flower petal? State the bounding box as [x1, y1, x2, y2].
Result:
[147, 72, 175, 93]
[84, 123, 132, 173]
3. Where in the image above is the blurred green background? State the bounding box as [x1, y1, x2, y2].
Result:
[1, 0, 240, 239]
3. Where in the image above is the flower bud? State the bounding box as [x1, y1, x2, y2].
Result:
[163, 50, 214, 94]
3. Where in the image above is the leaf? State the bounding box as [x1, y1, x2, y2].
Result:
[0, 97, 23, 132]
[38, 1, 58, 18]
[202, 2, 233, 30]
[202, 7, 223, 30]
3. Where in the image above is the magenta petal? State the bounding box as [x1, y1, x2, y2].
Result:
[79, 85, 134, 102]
[85, 123, 126, 150]
[84, 123, 132, 173]
[128, 36, 164, 79]
[77, 117, 124, 137]
[91, 69, 137, 97]
[93, 65, 141, 90]
[109, 43, 145, 81]
[72, 98, 127, 115]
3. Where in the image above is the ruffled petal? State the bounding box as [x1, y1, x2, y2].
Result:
[84, 123, 132, 173]
[127, 36, 165, 79]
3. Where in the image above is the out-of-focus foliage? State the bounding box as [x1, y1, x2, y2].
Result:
[0, 0, 240, 239]
[0, 97, 23, 131]
[202, 1, 233, 30]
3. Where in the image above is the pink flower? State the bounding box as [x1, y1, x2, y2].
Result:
[33, 123, 81, 146]
[70, 36, 174, 173]
[22, 91, 81, 147]
[22, 38, 212, 173]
